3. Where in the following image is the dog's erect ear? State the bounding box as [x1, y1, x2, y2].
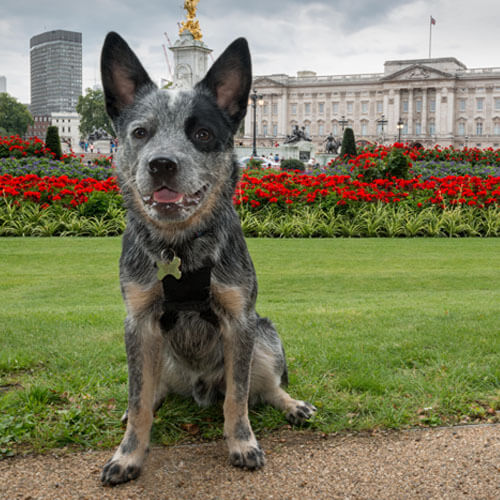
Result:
[196, 37, 252, 129]
[100, 32, 156, 120]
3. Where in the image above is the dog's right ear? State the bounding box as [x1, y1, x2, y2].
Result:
[101, 32, 156, 120]
[196, 37, 252, 131]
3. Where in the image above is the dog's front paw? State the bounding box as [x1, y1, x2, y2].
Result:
[286, 400, 317, 425]
[229, 442, 265, 470]
[101, 458, 141, 486]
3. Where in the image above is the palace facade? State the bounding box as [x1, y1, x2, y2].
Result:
[240, 57, 500, 150]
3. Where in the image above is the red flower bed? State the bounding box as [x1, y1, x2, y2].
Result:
[234, 171, 500, 210]
[0, 174, 119, 209]
[1, 171, 499, 213]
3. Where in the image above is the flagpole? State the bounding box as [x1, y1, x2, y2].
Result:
[429, 16, 432, 58]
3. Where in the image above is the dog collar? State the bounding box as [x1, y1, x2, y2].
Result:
[156, 250, 218, 332]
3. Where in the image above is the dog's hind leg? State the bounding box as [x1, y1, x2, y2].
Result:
[101, 317, 163, 486]
[251, 318, 317, 425]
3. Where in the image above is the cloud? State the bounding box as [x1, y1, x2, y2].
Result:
[1, 0, 500, 104]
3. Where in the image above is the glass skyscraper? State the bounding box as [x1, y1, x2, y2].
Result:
[30, 30, 82, 115]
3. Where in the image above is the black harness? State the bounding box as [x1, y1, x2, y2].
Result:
[159, 260, 219, 332]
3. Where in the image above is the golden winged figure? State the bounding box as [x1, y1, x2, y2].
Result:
[179, 0, 203, 40]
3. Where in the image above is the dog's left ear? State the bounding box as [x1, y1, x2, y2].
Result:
[196, 37, 252, 130]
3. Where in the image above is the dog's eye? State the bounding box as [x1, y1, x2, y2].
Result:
[133, 127, 148, 139]
[194, 128, 212, 142]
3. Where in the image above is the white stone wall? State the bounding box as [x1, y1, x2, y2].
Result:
[240, 59, 500, 149]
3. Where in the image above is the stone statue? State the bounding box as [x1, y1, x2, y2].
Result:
[179, 0, 203, 40]
[87, 127, 112, 142]
[324, 133, 340, 154]
[284, 125, 312, 144]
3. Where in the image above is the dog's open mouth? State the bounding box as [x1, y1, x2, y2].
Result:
[142, 185, 208, 215]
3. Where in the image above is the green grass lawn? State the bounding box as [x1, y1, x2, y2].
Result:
[0, 237, 499, 456]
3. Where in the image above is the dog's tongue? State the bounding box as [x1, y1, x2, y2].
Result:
[153, 187, 183, 204]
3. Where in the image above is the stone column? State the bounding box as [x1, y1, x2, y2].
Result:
[447, 87, 455, 137]
[394, 89, 401, 129]
[279, 91, 288, 138]
[435, 87, 442, 140]
[408, 88, 414, 135]
[422, 88, 427, 137]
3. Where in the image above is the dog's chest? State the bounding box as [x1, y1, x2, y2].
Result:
[161, 311, 223, 370]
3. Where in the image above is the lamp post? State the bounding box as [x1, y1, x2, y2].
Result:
[377, 114, 388, 143]
[339, 115, 348, 133]
[397, 118, 404, 143]
[249, 89, 263, 156]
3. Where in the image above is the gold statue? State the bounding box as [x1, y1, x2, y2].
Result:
[179, 0, 203, 41]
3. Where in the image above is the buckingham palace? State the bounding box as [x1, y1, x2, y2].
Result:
[240, 56, 500, 150]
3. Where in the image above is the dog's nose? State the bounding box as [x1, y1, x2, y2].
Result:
[148, 157, 177, 175]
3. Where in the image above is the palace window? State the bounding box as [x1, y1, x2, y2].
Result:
[476, 121, 483, 135]
[318, 102, 324, 114]
[361, 121, 368, 136]
[429, 99, 436, 112]
[495, 98, 500, 110]
[291, 104, 297, 115]
[361, 101, 368, 114]
[494, 123, 500, 135]
[332, 123, 338, 135]
[415, 122, 422, 135]
[304, 103, 311, 114]
[318, 123, 324, 136]
[376, 101, 383, 113]
[477, 98, 484, 111]
[272, 103, 278, 115]
[457, 122, 466, 136]
[272, 124, 278, 136]
[347, 102, 353, 113]
[459, 99, 466, 112]
[332, 102, 339, 113]
[262, 123, 268, 136]
[428, 121, 435, 135]
[402, 100, 408, 112]
[416, 100, 422, 112]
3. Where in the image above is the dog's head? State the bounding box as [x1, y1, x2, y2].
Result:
[101, 32, 251, 226]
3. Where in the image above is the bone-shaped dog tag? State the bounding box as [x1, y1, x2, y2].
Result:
[157, 254, 182, 281]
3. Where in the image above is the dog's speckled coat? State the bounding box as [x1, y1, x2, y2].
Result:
[99, 32, 316, 486]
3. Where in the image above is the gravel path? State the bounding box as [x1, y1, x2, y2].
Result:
[1, 425, 499, 500]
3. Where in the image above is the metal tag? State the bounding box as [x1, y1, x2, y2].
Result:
[157, 254, 182, 281]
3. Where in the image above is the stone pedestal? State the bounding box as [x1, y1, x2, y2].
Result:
[280, 140, 315, 161]
[169, 32, 212, 88]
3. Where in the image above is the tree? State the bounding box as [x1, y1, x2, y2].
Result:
[45, 126, 62, 160]
[0, 93, 33, 136]
[340, 127, 357, 158]
[76, 88, 114, 139]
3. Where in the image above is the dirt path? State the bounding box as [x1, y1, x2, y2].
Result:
[1, 425, 499, 500]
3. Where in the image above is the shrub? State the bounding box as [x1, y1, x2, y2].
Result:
[280, 158, 305, 172]
[384, 145, 411, 179]
[340, 127, 357, 158]
[45, 126, 62, 160]
[247, 158, 264, 169]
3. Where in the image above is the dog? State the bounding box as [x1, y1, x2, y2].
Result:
[99, 32, 316, 486]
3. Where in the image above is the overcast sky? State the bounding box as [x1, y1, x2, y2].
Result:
[2, 0, 500, 104]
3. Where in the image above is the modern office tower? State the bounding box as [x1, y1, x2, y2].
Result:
[30, 30, 82, 116]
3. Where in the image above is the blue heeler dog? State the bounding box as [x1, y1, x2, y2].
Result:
[100, 32, 316, 486]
